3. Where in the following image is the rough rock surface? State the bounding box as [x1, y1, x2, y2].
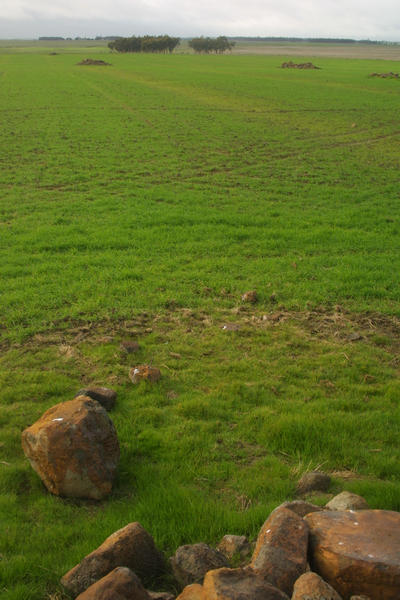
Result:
[148, 592, 175, 600]
[171, 543, 229, 587]
[176, 584, 205, 600]
[75, 387, 117, 411]
[250, 506, 308, 596]
[306, 510, 400, 600]
[296, 471, 331, 495]
[326, 491, 369, 511]
[61, 522, 164, 596]
[241, 290, 258, 303]
[21, 396, 119, 499]
[276, 500, 323, 518]
[203, 567, 289, 600]
[292, 572, 342, 599]
[129, 365, 161, 384]
[217, 535, 251, 561]
[76, 567, 150, 600]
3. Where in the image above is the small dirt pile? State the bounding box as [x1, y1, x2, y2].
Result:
[369, 72, 399, 79]
[281, 61, 321, 69]
[77, 58, 111, 66]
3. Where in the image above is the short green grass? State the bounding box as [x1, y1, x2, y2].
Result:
[0, 46, 400, 599]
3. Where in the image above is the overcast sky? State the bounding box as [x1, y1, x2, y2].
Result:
[0, 0, 399, 41]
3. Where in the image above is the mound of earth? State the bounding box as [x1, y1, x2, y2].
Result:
[77, 58, 111, 66]
[281, 61, 321, 69]
[369, 72, 399, 79]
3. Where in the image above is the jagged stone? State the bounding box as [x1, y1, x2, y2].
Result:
[217, 535, 251, 561]
[75, 387, 117, 411]
[292, 572, 342, 599]
[203, 567, 289, 600]
[171, 543, 229, 587]
[76, 567, 150, 600]
[326, 491, 369, 511]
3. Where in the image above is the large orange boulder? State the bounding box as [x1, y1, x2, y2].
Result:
[21, 396, 119, 499]
[61, 522, 164, 596]
[250, 507, 308, 596]
[203, 567, 289, 600]
[176, 584, 205, 600]
[76, 567, 151, 600]
[305, 510, 400, 599]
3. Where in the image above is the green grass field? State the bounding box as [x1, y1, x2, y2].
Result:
[1, 45, 400, 599]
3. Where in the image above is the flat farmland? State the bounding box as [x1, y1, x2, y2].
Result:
[1, 48, 400, 599]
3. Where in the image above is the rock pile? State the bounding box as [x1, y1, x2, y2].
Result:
[281, 61, 321, 69]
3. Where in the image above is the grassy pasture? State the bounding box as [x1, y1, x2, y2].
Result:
[0, 46, 400, 599]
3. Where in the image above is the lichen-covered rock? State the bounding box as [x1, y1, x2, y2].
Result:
[21, 396, 119, 499]
[217, 535, 251, 561]
[250, 506, 308, 596]
[292, 572, 342, 599]
[61, 522, 164, 596]
[296, 471, 331, 495]
[129, 365, 161, 384]
[76, 567, 150, 600]
[171, 543, 229, 587]
[203, 567, 289, 600]
[325, 491, 369, 511]
[306, 510, 400, 600]
[75, 387, 117, 411]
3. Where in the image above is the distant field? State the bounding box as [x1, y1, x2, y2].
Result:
[0, 45, 400, 599]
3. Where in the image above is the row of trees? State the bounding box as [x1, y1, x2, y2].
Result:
[188, 36, 235, 54]
[108, 35, 180, 53]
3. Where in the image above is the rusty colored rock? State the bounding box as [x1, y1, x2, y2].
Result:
[61, 522, 164, 597]
[326, 491, 369, 511]
[121, 340, 141, 354]
[241, 290, 258, 303]
[176, 584, 205, 600]
[292, 572, 342, 600]
[217, 535, 251, 561]
[296, 471, 331, 495]
[276, 500, 323, 518]
[203, 567, 289, 600]
[171, 543, 229, 587]
[305, 509, 400, 600]
[76, 567, 150, 600]
[129, 365, 161, 384]
[21, 397, 119, 500]
[75, 387, 117, 411]
[250, 506, 308, 596]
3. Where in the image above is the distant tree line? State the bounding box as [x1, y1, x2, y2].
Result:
[188, 36, 235, 54]
[231, 36, 388, 45]
[108, 35, 180, 53]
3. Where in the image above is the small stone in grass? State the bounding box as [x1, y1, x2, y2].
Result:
[129, 365, 161, 384]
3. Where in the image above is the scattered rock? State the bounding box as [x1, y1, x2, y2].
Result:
[21, 396, 119, 500]
[120, 340, 141, 354]
[306, 509, 400, 599]
[176, 584, 205, 600]
[241, 290, 258, 303]
[171, 543, 229, 587]
[348, 332, 363, 342]
[78, 58, 111, 66]
[74, 387, 117, 411]
[61, 522, 164, 596]
[129, 365, 161, 384]
[217, 535, 251, 561]
[326, 491, 369, 511]
[203, 567, 289, 600]
[292, 572, 342, 599]
[369, 72, 399, 79]
[222, 323, 241, 331]
[297, 471, 331, 495]
[148, 592, 175, 600]
[276, 500, 323, 518]
[281, 61, 321, 69]
[76, 567, 150, 600]
[250, 506, 309, 596]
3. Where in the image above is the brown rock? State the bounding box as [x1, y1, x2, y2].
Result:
[129, 365, 161, 384]
[171, 543, 229, 587]
[176, 584, 205, 600]
[217, 535, 251, 561]
[250, 506, 308, 596]
[148, 592, 175, 600]
[297, 471, 331, 495]
[241, 290, 258, 303]
[276, 500, 323, 518]
[121, 340, 141, 354]
[350, 596, 371, 600]
[203, 567, 289, 600]
[305, 509, 400, 600]
[76, 566, 150, 600]
[61, 522, 164, 596]
[292, 572, 342, 599]
[21, 397, 119, 500]
[325, 491, 369, 511]
[75, 387, 117, 411]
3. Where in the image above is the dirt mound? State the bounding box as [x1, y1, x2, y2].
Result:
[77, 58, 111, 66]
[369, 72, 399, 79]
[281, 61, 321, 69]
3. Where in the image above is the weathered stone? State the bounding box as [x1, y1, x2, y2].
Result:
[75, 387, 117, 411]
[121, 340, 141, 354]
[306, 509, 400, 600]
[297, 471, 331, 495]
[276, 500, 323, 518]
[292, 572, 342, 600]
[21, 397, 119, 500]
[61, 522, 164, 596]
[148, 592, 175, 600]
[129, 365, 161, 384]
[76, 567, 150, 600]
[350, 596, 371, 600]
[217, 535, 251, 561]
[250, 506, 308, 596]
[176, 584, 205, 600]
[241, 290, 258, 303]
[326, 491, 369, 511]
[171, 543, 229, 587]
[203, 567, 289, 600]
